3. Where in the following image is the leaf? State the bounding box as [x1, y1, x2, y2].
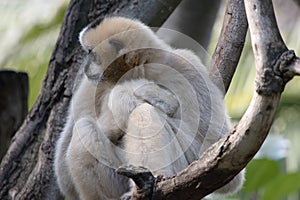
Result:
[243, 159, 281, 192]
[263, 172, 300, 200]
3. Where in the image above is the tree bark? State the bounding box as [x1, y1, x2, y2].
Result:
[147, 0, 300, 199]
[1, 0, 300, 200]
[0, 0, 181, 199]
[0, 71, 28, 160]
[209, 0, 248, 94]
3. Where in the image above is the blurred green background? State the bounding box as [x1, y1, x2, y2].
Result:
[0, 0, 299, 199]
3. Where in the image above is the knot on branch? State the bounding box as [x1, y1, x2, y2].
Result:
[256, 50, 297, 95]
[274, 50, 297, 83]
[117, 165, 156, 200]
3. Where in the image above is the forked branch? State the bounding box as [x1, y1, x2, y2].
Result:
[123, 0, 300, 199]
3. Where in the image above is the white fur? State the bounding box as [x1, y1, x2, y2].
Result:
[54, 17, 245, 200]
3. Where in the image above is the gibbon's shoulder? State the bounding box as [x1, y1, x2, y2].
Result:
[79, 17, 150, 52]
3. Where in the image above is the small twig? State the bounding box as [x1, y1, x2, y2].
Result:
[274, 50, 300, 82]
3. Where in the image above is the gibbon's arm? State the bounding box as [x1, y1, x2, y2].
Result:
[55, 77, 181, 199]
[108, 79, 179, 131]
[54, 76, 112, 199]
[54, 116, 79, 200]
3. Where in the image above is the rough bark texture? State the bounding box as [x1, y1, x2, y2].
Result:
[245, 0, 291, 94]
[146, 0, 300, 199]
[0, 71, 28, 160]
[1, 0, 299, 199]
[209, 0, 248, 94]
[0, 0, 181, 199]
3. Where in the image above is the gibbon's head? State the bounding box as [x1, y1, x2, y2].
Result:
[79, 17, 169, 83]
[80, 17, 143, 52]
[79, 16, 169, 51]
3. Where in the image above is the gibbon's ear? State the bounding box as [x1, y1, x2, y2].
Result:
[109, 39, 124, 54]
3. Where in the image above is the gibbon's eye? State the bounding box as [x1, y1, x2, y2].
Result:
[109, 39, 124, 53]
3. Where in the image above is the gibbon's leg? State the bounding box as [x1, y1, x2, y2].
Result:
[54, 117, 80, 200]
[124, 103, 245, 197]
[66, 117, 130, 200]
[122, 103, 191, 177]
[54, 79, 103, 199]
[111, 79, 244, 196]
[171, 49, 246, 195]
[56, 79, 179, 199]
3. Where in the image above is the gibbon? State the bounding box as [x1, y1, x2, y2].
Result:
[54, 16, 245, 200]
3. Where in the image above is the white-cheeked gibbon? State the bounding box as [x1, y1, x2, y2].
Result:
[54, 16, 245, 200]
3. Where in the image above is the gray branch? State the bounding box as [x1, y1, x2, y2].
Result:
[1, 0, 299, 199]
[209, 0, 248, 94]
[147, 0, 300, 199]
[117, 165, 155, 200]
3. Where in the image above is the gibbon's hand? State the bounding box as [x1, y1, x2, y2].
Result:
[133, 82, 179, 117]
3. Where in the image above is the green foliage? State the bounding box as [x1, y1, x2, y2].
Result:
[19, 4, 66, 44]
[240, 159, 300, 199]
[0, 3, 67, 109]
[1, 2, 299, 199]
[244, 159, 281, 192]
[263, 172, 300, 200]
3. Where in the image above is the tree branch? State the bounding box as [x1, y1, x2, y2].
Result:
[117, 165, 155, 200]
[0, 0, 181, 199]
[209, 0, 248, 94]
[143, 0, 300, 199]
[2, 0, 299, 199]
[245, 0, 300, 95]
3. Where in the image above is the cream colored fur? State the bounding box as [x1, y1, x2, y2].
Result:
[54, 16, 245, 200]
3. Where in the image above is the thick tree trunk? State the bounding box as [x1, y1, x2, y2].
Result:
[0, 71, 28, 160]
[0, 0, 181, 199]
[1, 0, 299, 199]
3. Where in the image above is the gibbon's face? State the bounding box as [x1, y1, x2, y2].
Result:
[79, 17, 162, 83]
